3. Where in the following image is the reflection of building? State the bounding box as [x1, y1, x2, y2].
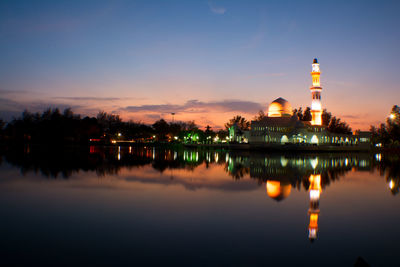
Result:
[248, 58, 371, 147]
[308, 174, 321, 242]
[266, 181, 292, 201]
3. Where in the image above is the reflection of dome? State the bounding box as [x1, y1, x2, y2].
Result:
[267, 97, 292, 117]
[266, 181, 292, 201]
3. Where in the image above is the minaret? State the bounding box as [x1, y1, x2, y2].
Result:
[310, 58, 322, 126]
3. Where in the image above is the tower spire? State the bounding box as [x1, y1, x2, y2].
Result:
[310, 58, 322, 125]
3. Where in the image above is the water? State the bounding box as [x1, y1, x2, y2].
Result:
[0, 145, 399, 266]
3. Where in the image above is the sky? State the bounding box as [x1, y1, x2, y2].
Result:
[1, 0, 399, 130]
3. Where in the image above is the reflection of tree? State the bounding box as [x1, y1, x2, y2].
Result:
[224, 162, 249, 180]
[4, 145, 400, 199]
[375, 154, 400, 195]
[0, 146, 212, 178]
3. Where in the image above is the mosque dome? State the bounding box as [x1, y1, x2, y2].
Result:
[266, 181, 292, 201]
[267, 97, 293, 117]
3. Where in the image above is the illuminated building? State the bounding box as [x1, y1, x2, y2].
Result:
[310, 58, 322, 126]
[247, 58, 371, 148]
[308, 174, 321, 242]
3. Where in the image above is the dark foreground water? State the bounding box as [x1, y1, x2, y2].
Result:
[0, 145, 399, 266]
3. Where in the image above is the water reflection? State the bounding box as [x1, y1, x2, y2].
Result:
[1, 145, 400, 244]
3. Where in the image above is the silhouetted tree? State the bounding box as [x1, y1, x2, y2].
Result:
[322, 109, 332, 126]
[371, 105, 400, 146]
[253, 110, 266, 121]
[225, 115, 250, 130]
[303, 107, 312, 121]
[327, 116, 352, 134]
[152, 119, 170, 141]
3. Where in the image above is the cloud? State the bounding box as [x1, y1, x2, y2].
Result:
[121, 99, 264, 115]
[0, 89, 30, 95]
[53, 97, 122, 101]
[208, 1, 226, 14]
[340, 114, 360, 119]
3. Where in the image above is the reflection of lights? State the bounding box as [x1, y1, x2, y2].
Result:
[118, 146, 121, 160]
[310, 158, 318, 169]
[345, 158, 348, 166]
[389, 180, 395, 190]
[309, 228, 317, 239]
[174, 152, 177, 160]
[129, 146, 132, 153]
[215, 153, 219, 163]
[310, 189, 320, 201]
[280, 156, 288, 167]
[375, 154, 382, 162]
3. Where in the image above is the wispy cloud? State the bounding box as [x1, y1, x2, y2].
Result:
[121, 99, 264, 114]
[53, 96, 122, 101]
[208, 1, 226, 14]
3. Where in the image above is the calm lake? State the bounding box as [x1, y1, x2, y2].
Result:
[0, 145, 399, 266]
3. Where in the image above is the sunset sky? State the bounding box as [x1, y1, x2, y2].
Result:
[1, 0, 399, 130]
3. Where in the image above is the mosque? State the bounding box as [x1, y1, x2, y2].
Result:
[230, 59, 371, 147]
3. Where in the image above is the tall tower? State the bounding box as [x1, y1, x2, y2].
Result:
[310, 58, 322, 126]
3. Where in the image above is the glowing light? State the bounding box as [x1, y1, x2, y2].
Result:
[310, 135, 319, 145]
[118, 133, 122, 137]
[311, 101, 321, 111]
[280, 156, 288, 167]
[309, 174, 322, 191]
[310, 157, 318, 169]
[312, 63, 320, 73]
[389, 180, 395, 190]
[111, 140, 116, 144]
[174, 136, 178, 140]
[310, 189, 320, 201]
[390, 113, 396, 120]
[266, 181, 292, 200]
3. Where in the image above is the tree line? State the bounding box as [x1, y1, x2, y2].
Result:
[0, 108, 229, 144]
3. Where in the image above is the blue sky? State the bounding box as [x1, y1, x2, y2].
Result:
[1, 0, 399, 129]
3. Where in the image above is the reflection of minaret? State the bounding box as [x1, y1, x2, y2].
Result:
[308, 174, 321, 242]
[310, 58, 322, 126]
